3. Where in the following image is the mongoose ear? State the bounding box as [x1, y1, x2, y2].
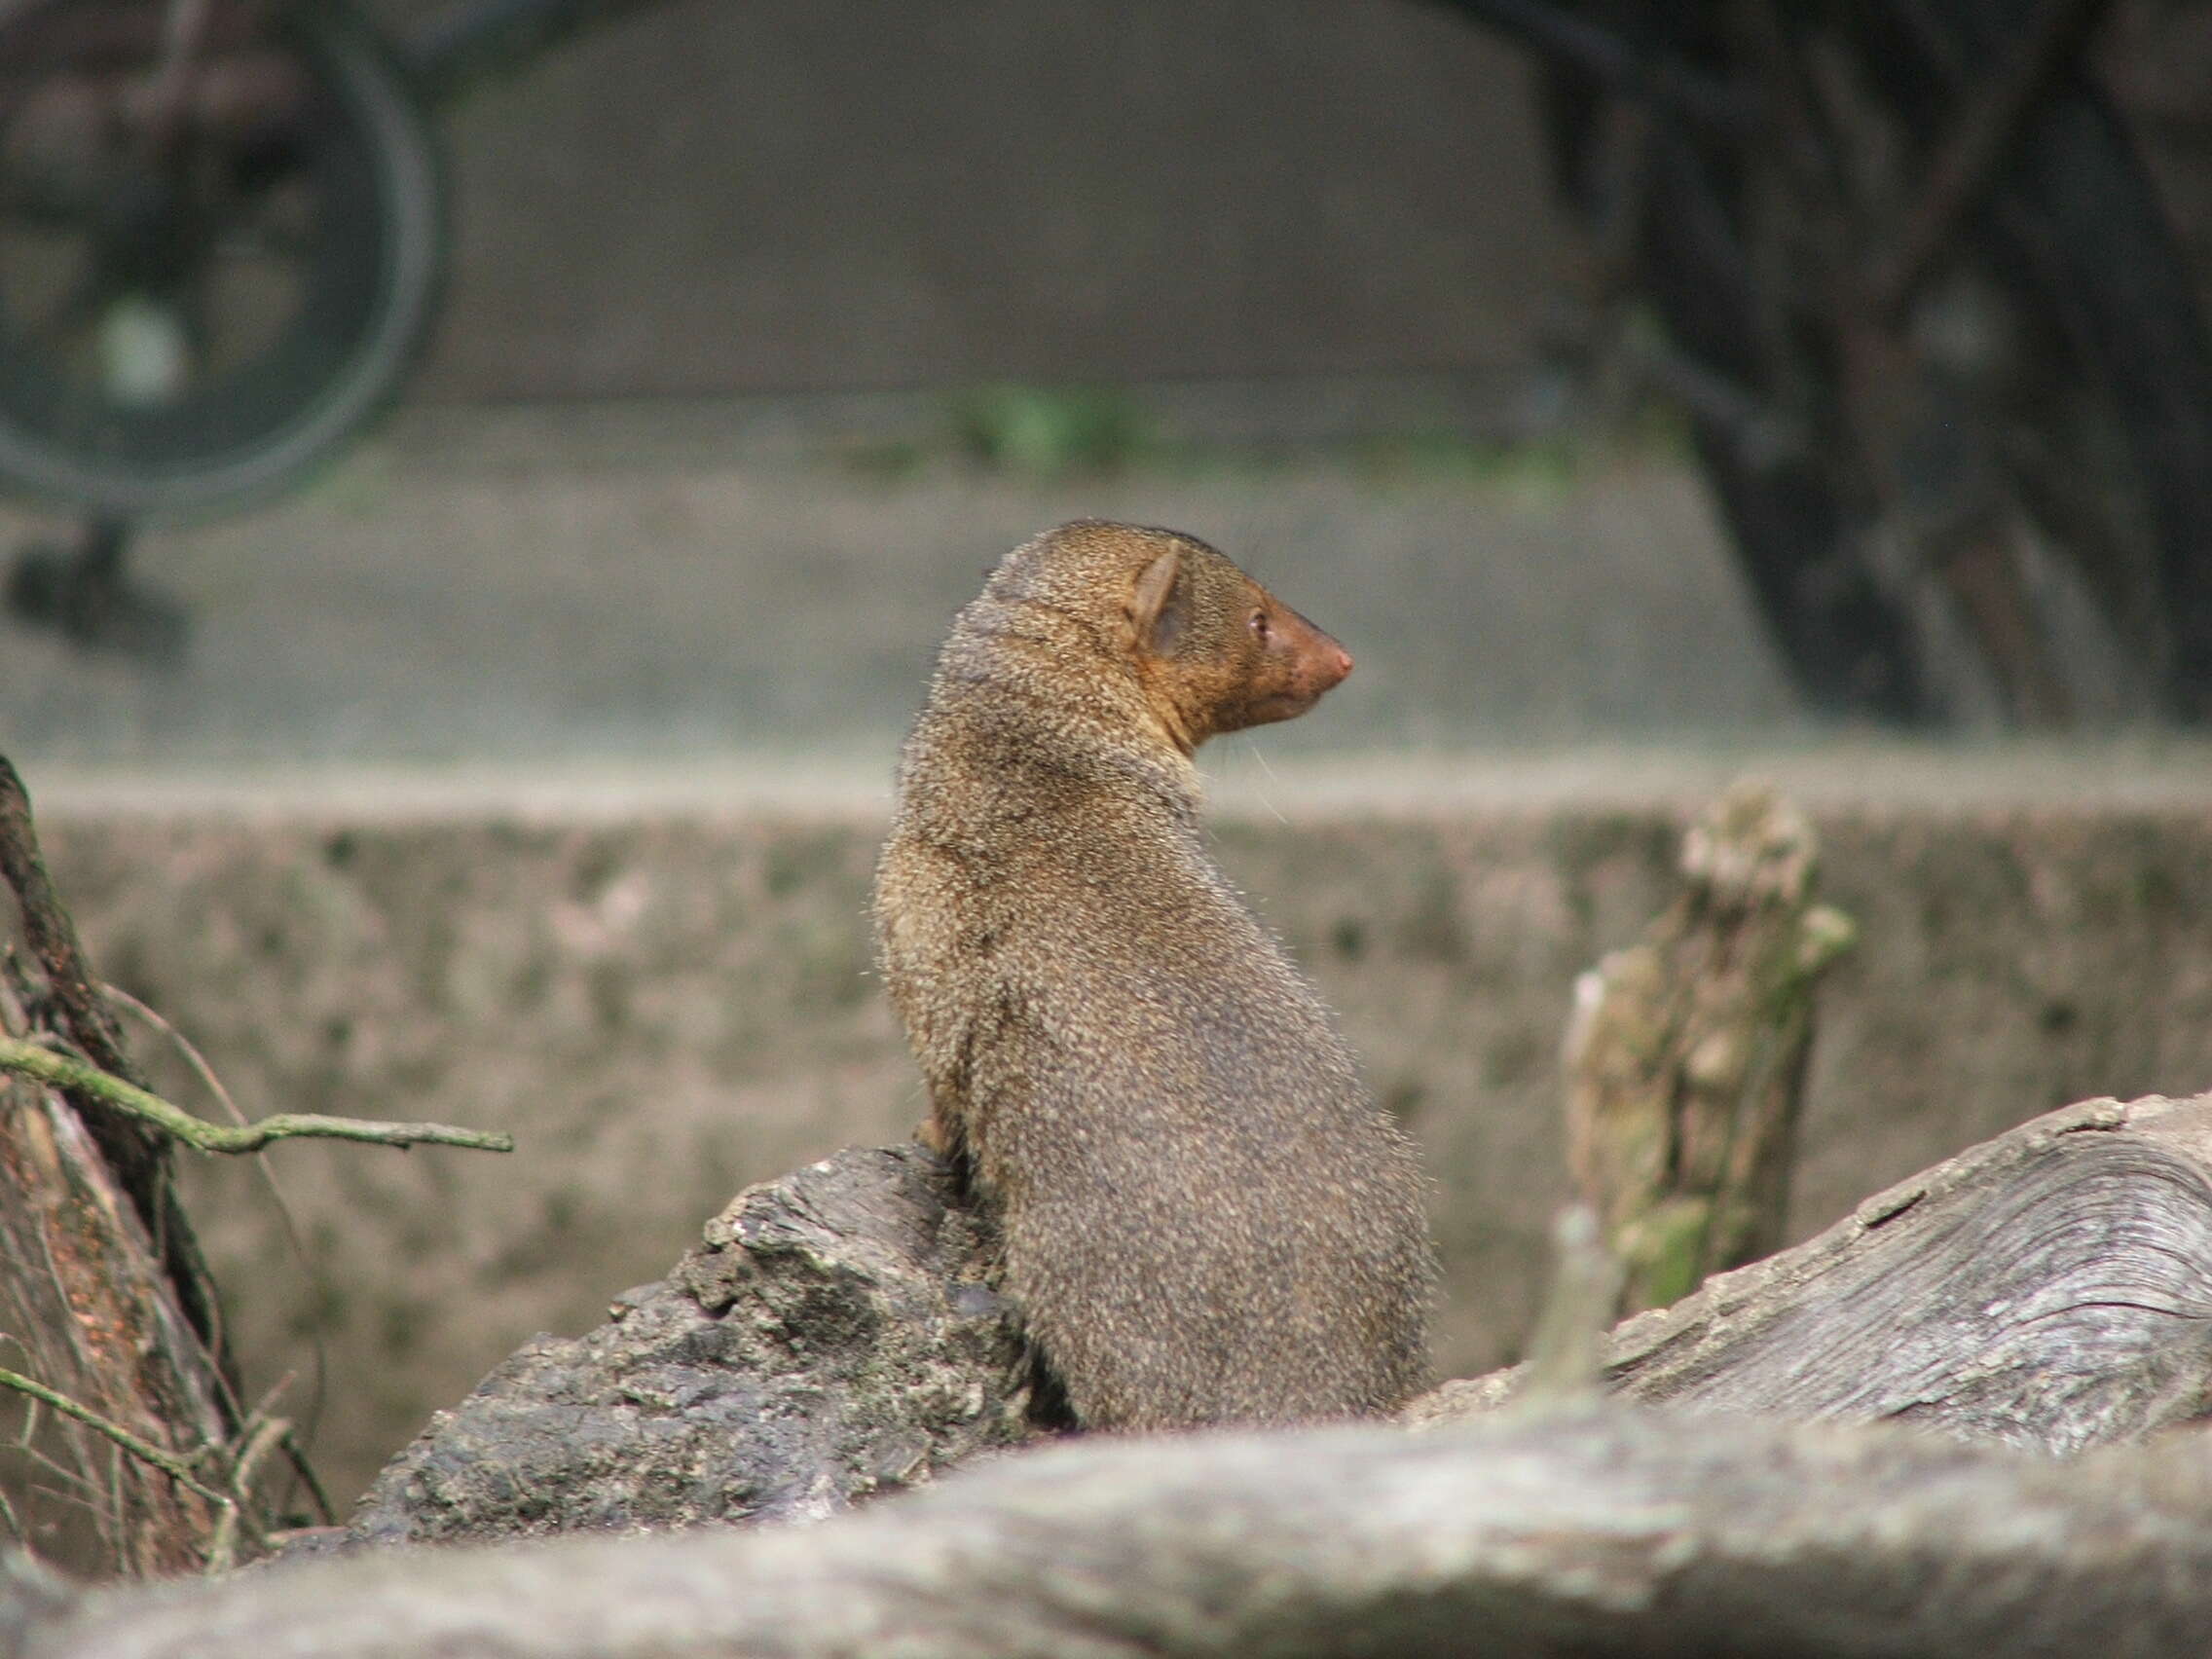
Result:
[1129, 547, 1187, 656]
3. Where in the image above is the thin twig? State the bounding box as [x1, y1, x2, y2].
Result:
[1512, 1205, 1625, 1409]
[280, 1428, 337, 1527]
[99, 986, 246, 1404]
[0, 1038, 514, 1155]
[206, 1415, 289, 1572]
[17, 1441, 101, 1504]
[9, 1358, 363, 1568]
[238, 1369, 335, 1526]
[102, 986, 250, 1129]
[230, 1415, 289, 1503]
[103, 1440, 124, 1574]
[0, 1365, 231, 1514]
[107, 984, 334, 1497]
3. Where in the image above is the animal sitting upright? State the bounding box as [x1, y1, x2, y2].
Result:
[873, 519, 1434, 1430]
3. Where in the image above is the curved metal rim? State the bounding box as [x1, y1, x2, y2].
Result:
[0, 0, 448, 521]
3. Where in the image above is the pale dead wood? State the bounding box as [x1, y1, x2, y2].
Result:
[8, 1097, 2207, 1653]
[1417, 1092, 2212, 1453]
[1562, 782, 1855, 1313]
[17, 1407, 2212, 1659]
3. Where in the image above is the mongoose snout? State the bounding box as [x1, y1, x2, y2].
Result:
[873, 519, 1436, 1432]
[1241, 601, 1354, 726]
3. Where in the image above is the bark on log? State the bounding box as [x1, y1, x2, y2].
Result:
[11, 1096, 2210, 1653]
[1414, 1092, 2212, 1453]
[341, 1142, 1033, 1546]
[0, 761, 243, 1575]
[0, 760, 226, 1362]
[0, 1058, 231, 1574]
[1563, 783, 1855, 1313]
[15, 1407, 2212, 1659]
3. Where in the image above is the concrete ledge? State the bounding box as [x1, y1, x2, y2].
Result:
[27, 740, 2212, 816]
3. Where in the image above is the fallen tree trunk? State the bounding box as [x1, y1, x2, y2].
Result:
[16, 1405, 2212, 1659]
[1415, 1091, 2212, 1451]
[9, 1097, 2212, 1654]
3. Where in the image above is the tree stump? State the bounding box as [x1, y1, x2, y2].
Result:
[1562, 782, 1856, 1313]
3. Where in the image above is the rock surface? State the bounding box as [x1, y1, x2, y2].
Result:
[344, 1143, 1030, 1544]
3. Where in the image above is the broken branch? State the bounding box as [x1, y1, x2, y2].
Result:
[0, 1038, 513, 1156]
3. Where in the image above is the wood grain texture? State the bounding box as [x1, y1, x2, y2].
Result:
[19, 1409, 2212, 1659]
[0, 1049, 231, 1574]
[14, 1097, 2212, 1652]
[1417, 1093, 2212, 1453]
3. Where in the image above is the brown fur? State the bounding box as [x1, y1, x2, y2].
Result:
[873, 519, 1434, 1430]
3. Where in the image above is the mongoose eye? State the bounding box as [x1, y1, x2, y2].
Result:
[1249, 609, 1271, 642]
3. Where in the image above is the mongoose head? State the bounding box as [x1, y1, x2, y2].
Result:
[1122, 527, 1353, 754]
[990, 520, 1352, 756]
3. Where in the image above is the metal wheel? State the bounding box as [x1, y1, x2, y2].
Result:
[0, 0, 444, 518]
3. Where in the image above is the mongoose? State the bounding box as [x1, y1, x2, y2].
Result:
[873, 519, 1434, 1430]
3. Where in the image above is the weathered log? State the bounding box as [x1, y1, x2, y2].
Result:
[1415, 1092, 2212, 1453]
[17, 1406, 2212, 1659]
[342, 1142, 1033, 1546]
[1563, 783, 1855, 1313]
[343, 1092, 2212, 1550]
[12, 1096, 2208, 1652]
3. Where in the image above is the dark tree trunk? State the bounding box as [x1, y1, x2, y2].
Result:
[0, 760, 246, 1576]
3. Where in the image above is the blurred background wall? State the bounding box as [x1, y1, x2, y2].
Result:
[377, 0, 1567, 400]
[362, 0, 2212, 405]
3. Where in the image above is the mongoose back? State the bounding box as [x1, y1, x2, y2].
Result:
[873, 519, 1434, 1430]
